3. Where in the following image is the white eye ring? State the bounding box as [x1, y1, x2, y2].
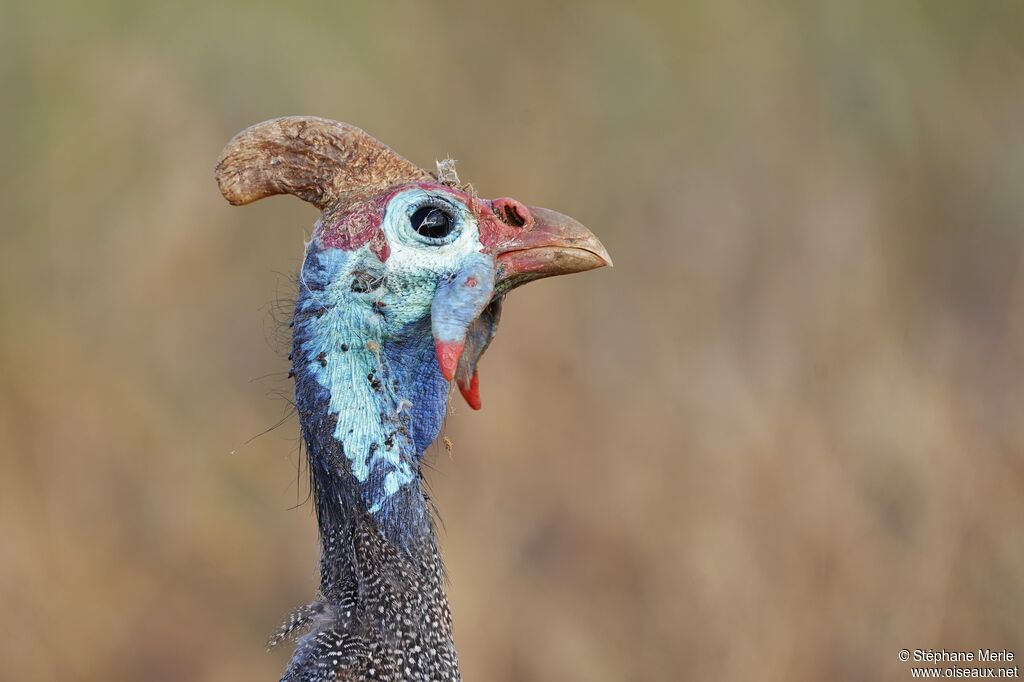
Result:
[383, 189, 472, 251]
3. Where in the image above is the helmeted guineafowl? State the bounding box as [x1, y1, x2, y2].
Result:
[215, 117, 610, 681]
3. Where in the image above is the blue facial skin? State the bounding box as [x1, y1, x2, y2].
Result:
[382, 324, 449, 455]
[431, 253, 496, 346]
[292, 244, 466, 548]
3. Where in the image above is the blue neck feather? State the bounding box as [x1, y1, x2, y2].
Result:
[291, 246, 450, 549]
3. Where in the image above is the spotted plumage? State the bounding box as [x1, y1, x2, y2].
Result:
[277, 523, 457, 681]
[215, 117, 610, 681]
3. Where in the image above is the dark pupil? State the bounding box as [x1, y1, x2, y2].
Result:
[411, 206, 453, 239]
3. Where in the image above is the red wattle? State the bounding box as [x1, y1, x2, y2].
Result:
[435, 340, 465, 382]
[458, 370, 482, 410]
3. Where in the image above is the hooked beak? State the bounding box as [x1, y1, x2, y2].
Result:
[494, 206, 612, 296]
[434, 202, 611, 409]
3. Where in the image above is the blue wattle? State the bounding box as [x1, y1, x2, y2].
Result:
[430, 253, 496, 344]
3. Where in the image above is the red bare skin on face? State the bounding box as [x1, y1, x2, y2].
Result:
[315, 183, 532, 260]
[318, 193, 392, 261]
[473, 196, 533, 252]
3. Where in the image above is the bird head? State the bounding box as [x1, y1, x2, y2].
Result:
[216, 117, 610, 411]
[216, 117, 609, 537]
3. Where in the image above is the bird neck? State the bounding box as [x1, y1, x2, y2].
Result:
[284, 247, 460, 680]
[293, 247, 451, 549]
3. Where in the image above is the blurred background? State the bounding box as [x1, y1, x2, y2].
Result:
[2, 1, 1023, 680]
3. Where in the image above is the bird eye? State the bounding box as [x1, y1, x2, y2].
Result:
[410, 205, 454, 240]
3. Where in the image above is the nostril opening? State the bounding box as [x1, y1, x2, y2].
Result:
[493, 198, 531, 228]
[503, 204, 528, 228]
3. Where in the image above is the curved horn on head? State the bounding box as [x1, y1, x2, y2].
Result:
[215, 116, 431, 210]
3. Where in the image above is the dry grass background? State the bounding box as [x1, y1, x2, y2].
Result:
[2, 1, 1024, 680]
